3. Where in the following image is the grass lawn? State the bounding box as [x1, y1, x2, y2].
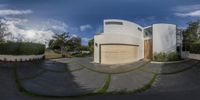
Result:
[44, 50, 63, 59]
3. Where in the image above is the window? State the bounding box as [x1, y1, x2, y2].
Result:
[144, 27, 152, 38]
[105, 21, 123, 25]
[138, 27, 142, 31]
[95, 43, 98, 47]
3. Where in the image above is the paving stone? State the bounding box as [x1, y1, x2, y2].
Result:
[47, 59, 84, 72]
[16, 62, 45, 80]
[139, 63, 162, 74]
[21, 69, 107, 96]
[143, 62, 200, 95]
[49, 58, 74, 63]
[0, 67, 21, 99]
[160, 60, 199, 74]
[75, 58, 147, 74]
[108, 70, 154, 92]
[41, 61, 68, 72]
[140, 60, 199, 74]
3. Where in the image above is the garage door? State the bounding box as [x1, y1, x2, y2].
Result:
[100, 44, 139, 64]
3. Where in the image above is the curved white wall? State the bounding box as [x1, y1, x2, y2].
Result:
[152, 24, 177, 53]
[0, 54, 44, 62]
[94, 19, 144, 63]
[103, 19, 143, 39]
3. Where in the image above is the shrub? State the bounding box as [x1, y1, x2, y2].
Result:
[0, 42, 45, 55]
[153, 52, 167, 62]
[153, 52, 181, 62]
[190, 43, 200, 54]
[72, 52, 90, 57]
[167, 52, 181, 61]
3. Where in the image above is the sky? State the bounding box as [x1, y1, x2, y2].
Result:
[0, 0, 200, 45]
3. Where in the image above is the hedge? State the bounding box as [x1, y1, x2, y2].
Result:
[153, 52, 181, 62]
[190, 43, 200, 54]
[0, 42, 45, 55]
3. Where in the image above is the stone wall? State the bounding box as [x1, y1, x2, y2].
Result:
[182, 51, 200, 60]
[0, 54, 44, 62]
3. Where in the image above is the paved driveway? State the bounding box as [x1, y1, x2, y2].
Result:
[0, 57, 200, 100]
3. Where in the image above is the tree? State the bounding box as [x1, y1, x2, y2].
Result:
[88, 38, 94, 54]
[0, 20, 11, 42]
[183, 20, 200, 51]
[66, 37, 81, 52]
[51, 32, 70, 57]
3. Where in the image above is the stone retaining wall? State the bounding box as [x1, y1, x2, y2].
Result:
[0, 54, 44, 62]
[182, 51, 200, 60]
[189, 54, 200, 60]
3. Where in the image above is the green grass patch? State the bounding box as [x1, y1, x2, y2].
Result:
[108, 74, 158, 95]
[96, 74, 111, 94]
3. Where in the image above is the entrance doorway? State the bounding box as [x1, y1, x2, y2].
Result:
[144, 39, 152, 60]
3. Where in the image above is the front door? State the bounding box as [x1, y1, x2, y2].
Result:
[144, 39, 152, 60]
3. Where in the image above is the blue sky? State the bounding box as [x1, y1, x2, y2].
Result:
[0, 0, 200, 45]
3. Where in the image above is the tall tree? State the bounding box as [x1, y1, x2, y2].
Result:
[66, 36, 81, 52]
[0, 20, 11, 42]
[51, 32, 70, 57]
[88, 38, 94, 54]
[183, 20, 200, 50]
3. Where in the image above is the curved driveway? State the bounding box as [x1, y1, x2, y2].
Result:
[0, 57, 200, 100]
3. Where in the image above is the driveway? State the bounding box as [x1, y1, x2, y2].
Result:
[0, 57, 200, 100]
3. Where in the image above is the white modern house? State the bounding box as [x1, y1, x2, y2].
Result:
[94, 19, 182, 64]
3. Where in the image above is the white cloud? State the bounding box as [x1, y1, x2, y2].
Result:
[95, 25, 103, 34]
[175, 10, 200, 17]
[71, 34, 78, 37]
[82, 37, 91, 42]
[0, 9, 32, 16]
[174, 4, 200, 17]
[1, 17, 68, 45]
[80, 24, 92, 32]
[174, 4, 200, 12]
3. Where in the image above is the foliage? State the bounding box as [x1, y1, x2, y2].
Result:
[79, 45, 90, 51]
[88, 38, 94, 54]
[65, 36, 81, 52]
[0, 20, 11, 42]
[0, 42, 45, 55]
[182, 20, 200, 51]
[71, 52, 90, 57]
[167, 52, 181, 61]
[153, 52, 181, 62]
[153, 52, 168, 62]
[190, 43, 200, 54]
[50, 32, 70, 56]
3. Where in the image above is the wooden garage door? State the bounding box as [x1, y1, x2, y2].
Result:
[100, 44, 139, 64]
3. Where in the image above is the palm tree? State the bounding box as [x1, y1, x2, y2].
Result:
[51, 32, 70, 57]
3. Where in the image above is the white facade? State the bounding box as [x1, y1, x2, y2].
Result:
[152, 24, 177, 53]
[94, 19, 144, 63]
[94, 19, 179, 64]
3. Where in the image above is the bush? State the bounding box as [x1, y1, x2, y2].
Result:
[190, 43, 200, 54]
[72, 52, 90, 57]
[153, 52, 181, 62]
[0, 42, 45, 55]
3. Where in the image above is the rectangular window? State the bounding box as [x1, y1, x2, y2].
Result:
[105, 21, 123, 25]
[144, 27, 152, 38]
[138, 27, 142, 31]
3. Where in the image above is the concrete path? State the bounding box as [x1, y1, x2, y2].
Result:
[108, 70, 155, 92]
[21, 69, 107, 96]
[0, 58, 200, 100]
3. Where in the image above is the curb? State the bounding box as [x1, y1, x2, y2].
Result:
[151, 59, 189, 64]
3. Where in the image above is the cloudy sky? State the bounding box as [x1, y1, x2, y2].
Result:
[0, 0, 200, 45]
